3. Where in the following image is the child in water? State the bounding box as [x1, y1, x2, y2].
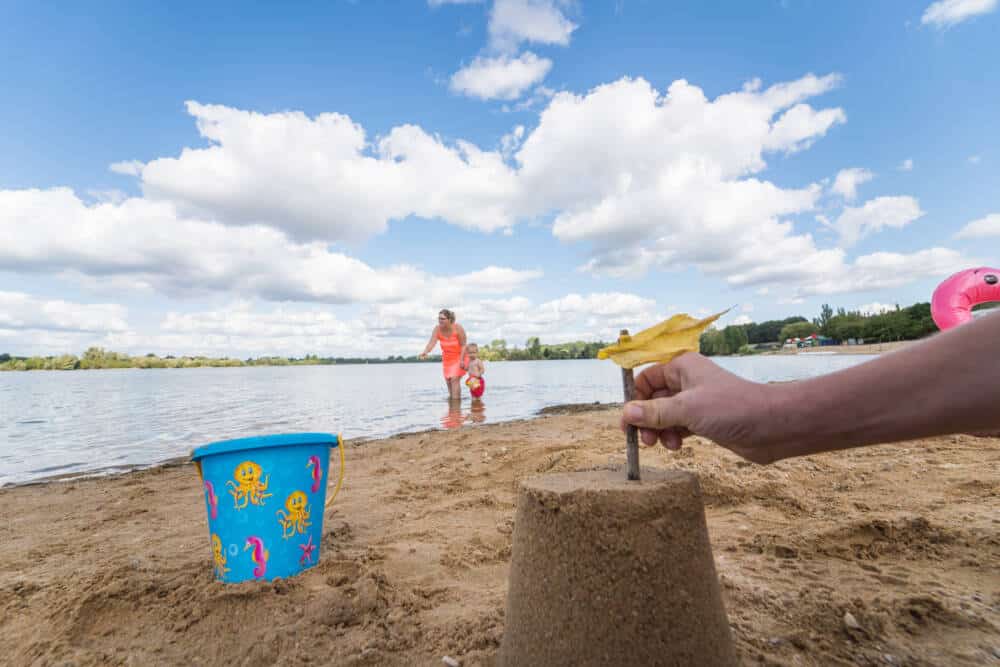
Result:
[464, 343, 486, 401]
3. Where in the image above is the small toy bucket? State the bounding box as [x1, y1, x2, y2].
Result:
[191, 432, 344, 583]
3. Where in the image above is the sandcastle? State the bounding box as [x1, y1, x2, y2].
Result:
[498, 315, 737, 665]
[497, 468, 736, 666]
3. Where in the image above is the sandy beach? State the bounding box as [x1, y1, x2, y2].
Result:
[2, 404, 998, 666]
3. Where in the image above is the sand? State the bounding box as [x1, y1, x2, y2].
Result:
[1, 404, 998, 666]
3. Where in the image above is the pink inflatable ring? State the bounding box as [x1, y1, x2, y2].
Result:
[931, 267, 1000, 331]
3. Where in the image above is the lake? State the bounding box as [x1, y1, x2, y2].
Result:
[0, 354, 874, 486]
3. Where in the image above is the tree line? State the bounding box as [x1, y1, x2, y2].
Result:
[699, 301, 949, 356]
[0, 339, 610, 371]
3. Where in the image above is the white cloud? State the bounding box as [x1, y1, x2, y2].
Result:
[452, 265, 543, 292]
[450, 52, 553, 100]
[136, 102, 521, 242]
[968, 154, 982, 164]
[856, 302, 895, 316]
[955, 213, 1000, 238]
[764, 103, 847, 154]
[4, 71, 970, 328]
[514, 74, 845, 286]
[500, 124, 526, 157]
[489, 0, 577, 52]
[731, 314, 753, 325]
[830, 167, 874, 201]
[790, 247, 970, 298]
[921, 0, 997, 27]
[832, 196, 924, 246]
[0, 291, 129, 333]
[898, 158, 914, 171]
[0, 188, 540, 305]
[109, 160, 144, 176]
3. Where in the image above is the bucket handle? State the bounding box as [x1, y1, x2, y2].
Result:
[325, 433, 346, 511]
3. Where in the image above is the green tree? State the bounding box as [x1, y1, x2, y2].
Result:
[722, 325, 748, 354]
[813, 303, 834, 336]
[525, 336, 541, 359]
[745, 316, 808, 344]
[779, 321, 818, 342]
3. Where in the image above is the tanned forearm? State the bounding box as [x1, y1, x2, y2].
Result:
[765, 313, 1000, 460]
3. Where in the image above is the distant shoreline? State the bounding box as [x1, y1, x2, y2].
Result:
[775, 339, 915, 356]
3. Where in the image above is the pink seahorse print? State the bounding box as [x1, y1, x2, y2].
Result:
[307, 455, 323, 493]
[244, 536, 269, 578]
[204, 480, 219, 520]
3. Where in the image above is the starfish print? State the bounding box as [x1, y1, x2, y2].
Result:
[298, 535, 317, 565]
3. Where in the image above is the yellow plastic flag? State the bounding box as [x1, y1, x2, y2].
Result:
[597, 310, 728, 369]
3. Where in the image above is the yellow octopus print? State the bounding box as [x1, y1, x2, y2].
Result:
[211, 534, 230, 579]
[276, 490, 311, 538]
[226, 460, 272, 509]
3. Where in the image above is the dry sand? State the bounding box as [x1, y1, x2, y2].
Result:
[1, 404, 998, 666]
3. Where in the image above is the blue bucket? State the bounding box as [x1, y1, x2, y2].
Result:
[191, 432, 344, 583]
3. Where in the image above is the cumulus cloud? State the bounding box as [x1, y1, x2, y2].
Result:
[489, 0, 577, 52]
[830, 167, 874, 201]
[0, 291, 129, 333]
[955, 213, 1000, 238]
[899, 158, 914, 171]
[790, 247, 969, 299]
[109, 160, 144, 176]
[832, 196, 924, 246]
[135, 102, 521, 241]
[450, 52, 553, 100]
[764, 104, 847, 154]
[4, 71, 971, 319]
[515, 74, 844, 286]
[730, 314, 753, 325]
[0, 188, 540, 305]
[921, 0, 997, 27]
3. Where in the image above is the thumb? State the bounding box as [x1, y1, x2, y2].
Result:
[623, 397, 686, 430]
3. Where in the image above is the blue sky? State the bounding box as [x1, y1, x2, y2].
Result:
[1, 0, 998, 357]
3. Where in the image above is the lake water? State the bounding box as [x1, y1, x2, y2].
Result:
[0, 355, 874, 486]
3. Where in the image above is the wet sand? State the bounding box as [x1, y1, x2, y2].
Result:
[1, 405, 998, 665]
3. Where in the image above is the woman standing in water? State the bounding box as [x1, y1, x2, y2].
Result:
[419, 309, 467, 400]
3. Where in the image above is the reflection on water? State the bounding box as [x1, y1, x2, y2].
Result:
[0, 355, 874, 485]
[441, 400, 465, 430]
[440, 398, 488, 429]
[469, 399, 486, 425]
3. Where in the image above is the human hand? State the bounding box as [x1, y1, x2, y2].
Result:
[419, 353, 428, 360]
[620, 352, 780, 464]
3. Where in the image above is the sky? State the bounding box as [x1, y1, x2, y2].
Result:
[1, 0, 998, 358]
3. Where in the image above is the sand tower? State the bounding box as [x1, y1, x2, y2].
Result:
[497, 468, 736, 666]
[498, 315, 737, 664]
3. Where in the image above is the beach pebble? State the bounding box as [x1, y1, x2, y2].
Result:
[843, 611, 862, 632]
[992, 646, 1000, 659]
[883, 654, 898, 665]
[442, 656, 461, 667]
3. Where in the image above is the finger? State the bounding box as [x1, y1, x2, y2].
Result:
[634, 362, 684, 399]
[661, 429, 683, 451]
[640, 427, 658, 446]
[623, 397, 686, 431]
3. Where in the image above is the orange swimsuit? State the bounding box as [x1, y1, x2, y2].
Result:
[438, 328, 465, 379]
